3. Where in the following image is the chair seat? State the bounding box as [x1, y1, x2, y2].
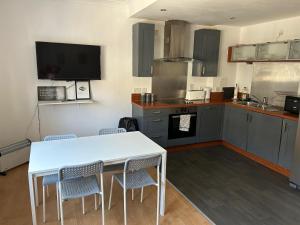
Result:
[114, 169, 156, 190]
[43, 174, 59, 186]
[61, 175, 101, 200]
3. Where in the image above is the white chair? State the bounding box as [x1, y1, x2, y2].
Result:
[99, 128, 127, 172]
[108, 155, 162, 225]
[58, 160, 105, 225]
[99, 128, 127, 135]
[42, 134, 77, 223]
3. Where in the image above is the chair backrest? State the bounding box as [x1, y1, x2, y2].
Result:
[124, 154, 162, 172]
[58, 160, 104, 181]
[99, 128, 126, 135]
[44, 134, 77, 141]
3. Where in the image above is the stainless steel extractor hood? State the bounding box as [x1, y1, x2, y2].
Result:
[156, 20, 192, 62]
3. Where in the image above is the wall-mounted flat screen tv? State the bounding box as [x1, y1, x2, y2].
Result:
[36, 42, 101, 80]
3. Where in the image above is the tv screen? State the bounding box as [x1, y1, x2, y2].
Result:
[36, 42, 101, 80]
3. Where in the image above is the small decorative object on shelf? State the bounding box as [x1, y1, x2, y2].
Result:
[38, 86, 66, 101]
[75, 81, 91, 100]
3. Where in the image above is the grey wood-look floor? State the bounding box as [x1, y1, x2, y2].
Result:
[167, 146, 300, 225]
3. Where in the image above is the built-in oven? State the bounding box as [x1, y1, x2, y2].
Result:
[168, 107, 197, 139]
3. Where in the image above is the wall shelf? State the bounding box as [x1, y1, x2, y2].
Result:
[38, 100, 96, 106]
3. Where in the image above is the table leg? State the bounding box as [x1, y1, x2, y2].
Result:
[34, 176, 39, 206]
[28, 173, 37, 225]
[160, 152, 167, 216]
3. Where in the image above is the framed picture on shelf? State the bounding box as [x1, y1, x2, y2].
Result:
[75, 81, 91, 100]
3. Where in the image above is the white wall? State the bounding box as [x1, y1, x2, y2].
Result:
[0, 0, 154, 146]
[236, 16, 300, 92]
[0, 0, 241, 147]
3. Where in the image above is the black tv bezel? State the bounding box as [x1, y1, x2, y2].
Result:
[35, 41, 101, 81]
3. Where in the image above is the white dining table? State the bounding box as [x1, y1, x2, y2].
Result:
[28, 131, 167, 225]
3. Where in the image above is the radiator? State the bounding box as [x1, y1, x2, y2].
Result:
[0, 139, 31, 173]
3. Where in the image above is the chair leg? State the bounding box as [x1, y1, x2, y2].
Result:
[47, 185, 49, 197]
[140, 187, 144, 203]
[43, 186, 46, 223]
[123, 189, 127, 225]
[59, 194, 64, 225]
[108, 176, 114, 210]
[82, 197, 85, 215]
[56, 183, 60, 221]
[100, 174, 105, 225]
[94, 194, 97, 210]
[132, 189, 134, 201]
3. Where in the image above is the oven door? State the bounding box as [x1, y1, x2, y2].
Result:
[168, 113, 197, 139]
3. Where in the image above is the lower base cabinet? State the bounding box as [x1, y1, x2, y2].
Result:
[278, 119, 298, 169]
[223, 105, 249, 149]
[198, 105, 224, 142]
[247, 111, 282, 163]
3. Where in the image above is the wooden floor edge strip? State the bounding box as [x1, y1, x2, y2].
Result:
[222, 141, 290, 177]
[166, 141, 223, 153]
[166, 179, 216, 225]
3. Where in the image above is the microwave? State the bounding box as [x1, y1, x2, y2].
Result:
[284, 96, 300, 114]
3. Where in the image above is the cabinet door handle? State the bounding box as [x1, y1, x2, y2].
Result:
[150, 65, 153, 75]
[152, 111, 161, 114]
[151, 135, 162, 139]
[202, 65, 206, 75]
[284, 122, 288, 132]
[152, 119, 162, 122]
[246, 113, 249, 122]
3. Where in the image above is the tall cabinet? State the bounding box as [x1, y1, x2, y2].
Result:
[132, 23, 155, 77]
[193, 29, 221, 77]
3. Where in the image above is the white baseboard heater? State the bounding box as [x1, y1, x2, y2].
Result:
[0, 139, 31, 175]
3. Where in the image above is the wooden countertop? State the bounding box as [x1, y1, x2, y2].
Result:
[227, 102, 299, 121]
[132, 100, 298, 121]
[132, 99, 229, 109]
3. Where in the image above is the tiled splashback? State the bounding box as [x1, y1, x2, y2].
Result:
[251, 63, 300, 107]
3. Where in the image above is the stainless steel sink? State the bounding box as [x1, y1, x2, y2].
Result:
[235, 101, 281, 112]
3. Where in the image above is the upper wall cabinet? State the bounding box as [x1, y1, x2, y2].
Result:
[230, 45, 257, 62]
[289, 40, 300, 60]
[256, 41, 289, 61]
[228, 39, 300, 63]
[193, 29, 220, 77]
[132, 23, 155, 77]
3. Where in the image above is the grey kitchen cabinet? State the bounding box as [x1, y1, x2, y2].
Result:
[289, 40, 300, 59]
[247, 112, 282, 163]
[222, 105, 249, 149]
[132, 104, 168, 147]
[231, 45, 257, 61]
[278, 119, 298, 169]
[193, 29, 220, 77]
[256, 41, 289, 61]
[198, 105, 224, 142]
[132, 23, 155, 77]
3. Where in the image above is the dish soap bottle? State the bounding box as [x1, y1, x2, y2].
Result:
[241, 87, 249, 101]
[233, 83, 238, 101]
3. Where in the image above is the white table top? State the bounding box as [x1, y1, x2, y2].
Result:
[28, 131, 166, 174]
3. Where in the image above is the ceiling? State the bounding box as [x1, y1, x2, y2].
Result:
[132, 0, 300, 26]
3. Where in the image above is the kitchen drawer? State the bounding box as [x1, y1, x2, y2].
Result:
[144, 132, 167, 147]
[143, 116, 168, 133]
[143, 108, 170, 117]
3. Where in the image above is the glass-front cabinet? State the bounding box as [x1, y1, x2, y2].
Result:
[289, 40, 300, 60]
[231, 45, 256, 61]
[256, 42, 289, 60]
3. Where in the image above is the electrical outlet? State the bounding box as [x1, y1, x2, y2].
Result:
[133, 88, 141, 93]
[142, 88, 147, 93]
